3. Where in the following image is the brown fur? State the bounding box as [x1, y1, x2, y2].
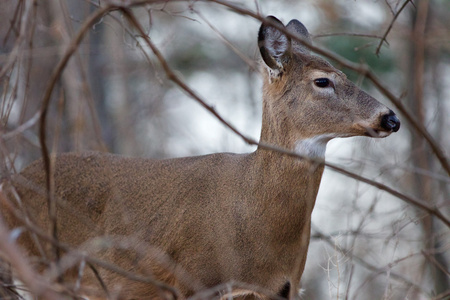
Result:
[1, 17, 399, 299]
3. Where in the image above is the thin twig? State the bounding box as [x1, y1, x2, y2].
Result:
[314, 32, 386, 41]
[56, 0, 107, 152]
[2, 0, 23, 45]
[431, 289, 450, 300]
[88, 263, 110, 299]
[0, 215, 60, 299]
[195, 10, 259, 72]
[2, 111, 40, 140]
[0, 0, 34, 79]
[375, 0, 413, 56]
[312, 227, 431, 298]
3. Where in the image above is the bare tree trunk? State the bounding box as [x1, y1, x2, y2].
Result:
[47, 1, 105, 152]
[410, 0, 449, 296]
[105, 15, 137, 155]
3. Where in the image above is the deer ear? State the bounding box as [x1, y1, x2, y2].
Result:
[286, 19, 311, 54]
[258, 16, 291, 72]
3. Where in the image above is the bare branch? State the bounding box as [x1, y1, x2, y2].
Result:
[2, 111, 41, 141]
[312, 226, 431, 298]
[375, 0, 413, 56]
[314, 32, 386, 41]
[195, 10, 259, 72]
[0, 1, 35, 79]
[0, 211, 60, 299]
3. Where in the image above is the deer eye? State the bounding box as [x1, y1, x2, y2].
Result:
[314, 78, 331, 88]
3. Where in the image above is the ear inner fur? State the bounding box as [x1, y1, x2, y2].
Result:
[258, 16, 291, 71]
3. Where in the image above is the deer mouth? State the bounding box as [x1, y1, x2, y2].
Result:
[357, 110, 400, 138]
[364, 128, 392, 138]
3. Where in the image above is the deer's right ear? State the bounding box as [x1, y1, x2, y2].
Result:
[258, 16, 291, 76]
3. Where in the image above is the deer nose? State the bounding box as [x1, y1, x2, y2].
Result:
[381, 111, 400, 132]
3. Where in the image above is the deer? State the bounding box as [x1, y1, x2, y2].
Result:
[1, 16, 400, 300]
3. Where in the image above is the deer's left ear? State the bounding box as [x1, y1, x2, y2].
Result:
[286, 19, 311, 54]
[258, 16, 291, 74]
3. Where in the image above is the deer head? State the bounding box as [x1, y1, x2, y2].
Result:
[258, 16, 400, 158]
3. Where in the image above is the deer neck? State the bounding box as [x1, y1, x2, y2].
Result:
[254, 133, 326, 203]
[255, 94, 328, 205]
[252, 146, 325, 191]
[249, 148, 324, 242]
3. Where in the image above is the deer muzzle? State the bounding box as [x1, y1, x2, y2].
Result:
[380, 110, 401, 132]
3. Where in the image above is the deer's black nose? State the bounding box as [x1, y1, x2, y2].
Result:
[381, 111, 400, 132]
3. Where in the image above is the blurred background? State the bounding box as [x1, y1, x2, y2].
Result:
[0, 0, 449, 299]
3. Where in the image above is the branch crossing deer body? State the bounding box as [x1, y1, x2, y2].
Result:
[1, 16, 400, 299]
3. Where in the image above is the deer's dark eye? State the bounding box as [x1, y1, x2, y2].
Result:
[314, 78, 331, 88]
